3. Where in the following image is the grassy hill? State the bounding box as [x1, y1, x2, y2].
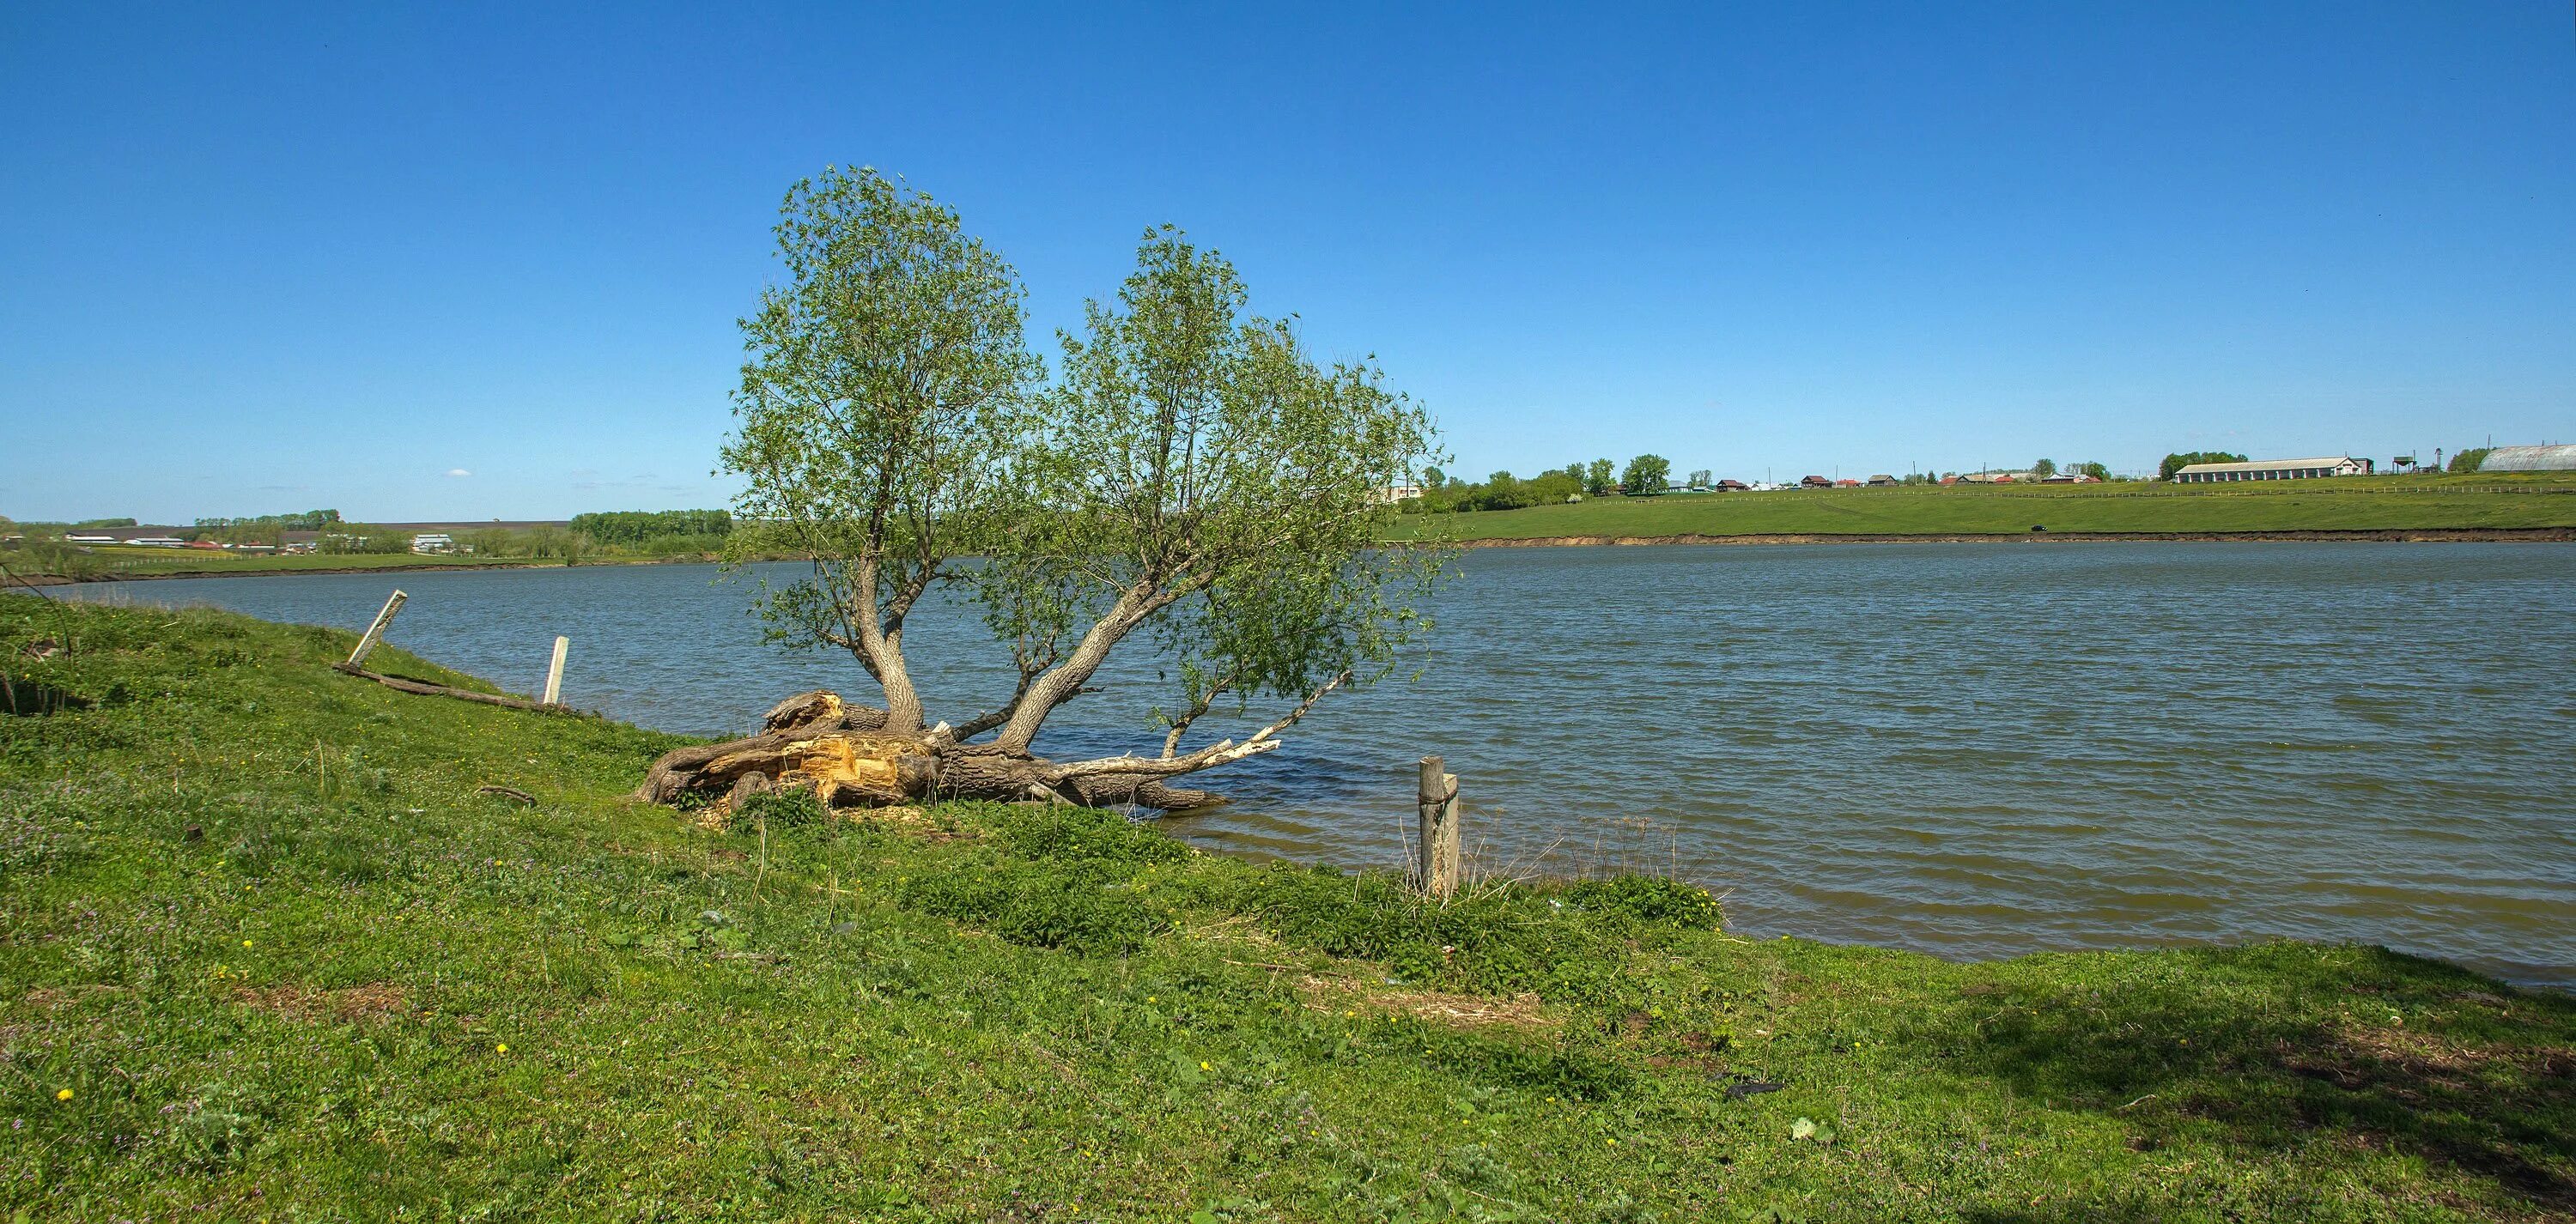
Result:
[1388, 472, 2576, 542]
[4, 594, 2571, 1220]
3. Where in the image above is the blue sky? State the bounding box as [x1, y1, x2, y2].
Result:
[3, 2, 2570, 522]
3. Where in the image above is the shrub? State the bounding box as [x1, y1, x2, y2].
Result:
[991, 803, 1190, 865]
[728, 786, 828, 833]
[1561, 876, 1722, 927]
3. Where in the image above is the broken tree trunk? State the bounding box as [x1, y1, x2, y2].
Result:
[634, 688, 1225, 815]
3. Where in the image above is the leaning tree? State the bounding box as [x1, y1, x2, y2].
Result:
[639, 169, 1443, 815]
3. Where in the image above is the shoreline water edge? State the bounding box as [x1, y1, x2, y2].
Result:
[18, 525, 2575, 585]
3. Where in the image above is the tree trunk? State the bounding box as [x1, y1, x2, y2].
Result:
[633, 689, 1228, 815]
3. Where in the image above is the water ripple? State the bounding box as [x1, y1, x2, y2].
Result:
[59, 541, 2576, 985]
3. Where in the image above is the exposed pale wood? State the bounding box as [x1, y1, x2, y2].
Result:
[678, 730, 939, 808]
[477, 785, 537, 804]
[541, 635, 568, 706]
[635, 689, 1250, 816]
[346, 590, 408, 669]
[762, 690, 853, 734]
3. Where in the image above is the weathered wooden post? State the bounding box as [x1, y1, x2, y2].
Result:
[1416, 755, 1461, 898]
[541, 635, 569, 706]
[346, 590, 408, 670]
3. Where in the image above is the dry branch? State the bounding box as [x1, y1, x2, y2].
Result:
[333, 663, 569, 713]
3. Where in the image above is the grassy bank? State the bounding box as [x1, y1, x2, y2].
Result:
[4, 595, 2571, 1221]
[1387, 472, 2576, 542]
[5, 549, 741, 584]
[11, 548, 556, 582]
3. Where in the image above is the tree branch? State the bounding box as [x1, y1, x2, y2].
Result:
[1161, 670, 1236, 759]
[1044, 669, 1349, 783]
[1042, 736, 1280, 783]
[1243, 669, 1351, 747]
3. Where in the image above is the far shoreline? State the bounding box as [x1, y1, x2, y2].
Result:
[12, 554, 719, 587]
[18, 526, 2576, 585]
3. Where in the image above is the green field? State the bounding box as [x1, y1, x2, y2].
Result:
[5, 594, 2572, 1220]
[84, 547, 554, 579]
[1388, 472, 2576, 542]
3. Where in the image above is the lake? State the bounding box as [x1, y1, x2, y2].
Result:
[53, 542, 2576, 986]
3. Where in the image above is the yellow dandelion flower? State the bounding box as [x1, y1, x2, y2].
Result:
[242, 939, 253, 948]
[57, 1088, 74, 1101]
[495, 1043, 508, 1053]
[1199, 1061, 1211, 1072]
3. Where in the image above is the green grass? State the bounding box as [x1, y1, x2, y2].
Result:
[59, 547, 552, 579]
[4, 594, 2572, 1221]
[1388, 471, 2576, 541]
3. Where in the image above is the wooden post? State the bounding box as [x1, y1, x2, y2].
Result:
[541, 635, 568, 706]
[346, 590, 407, 669]
[1416, 755, 1461, 899]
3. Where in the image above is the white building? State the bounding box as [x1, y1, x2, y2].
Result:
[62, 534, 118, 545]
[125, 536, 187, 548]
[410, 532, 456, 554]
[2170, 457, 2372, 483]
[2476, 445, 2576, 472]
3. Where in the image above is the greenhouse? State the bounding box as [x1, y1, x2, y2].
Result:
[2476, 444, 2576, 472]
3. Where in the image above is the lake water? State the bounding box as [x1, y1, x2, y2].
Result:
[54, 543, 2576, 986]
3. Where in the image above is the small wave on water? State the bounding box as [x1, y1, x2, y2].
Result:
[53, 541, 2576, 986]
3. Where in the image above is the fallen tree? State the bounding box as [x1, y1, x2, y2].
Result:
[635, 689, 1255, 812]
[637, 171, 1443, 819]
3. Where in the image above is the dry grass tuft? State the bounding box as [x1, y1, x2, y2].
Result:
[1294, 973, 1555, 1031]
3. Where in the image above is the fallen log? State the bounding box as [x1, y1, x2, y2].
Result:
[334, 663, 569, 713]
[634, 689, 1230, 815]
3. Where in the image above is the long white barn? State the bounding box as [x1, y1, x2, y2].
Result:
[2170, 457, 2372, 483]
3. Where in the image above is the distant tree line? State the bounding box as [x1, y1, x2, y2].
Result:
[2448, 448, 2490, 474]
[1409, 456, 1675, 512]
[195, 510, 343, 530]
[568, 509, 732, 546]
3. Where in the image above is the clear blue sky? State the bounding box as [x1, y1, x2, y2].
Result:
[3, 2, 2570, 522]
